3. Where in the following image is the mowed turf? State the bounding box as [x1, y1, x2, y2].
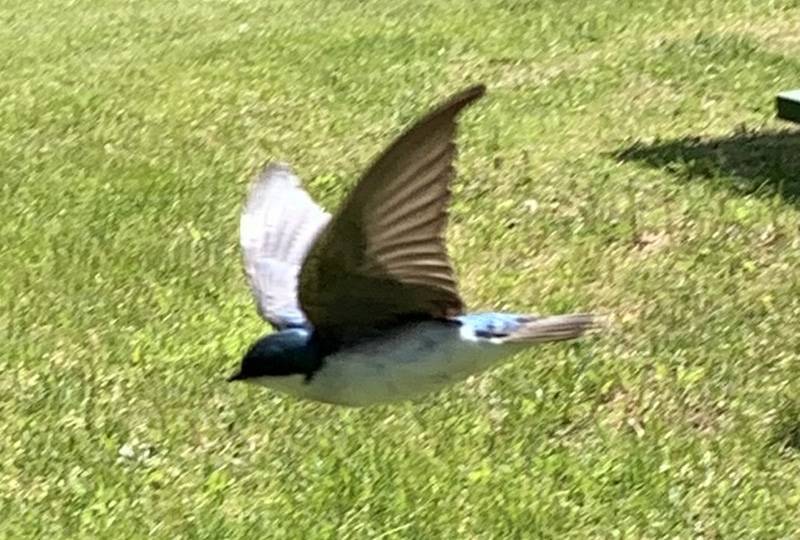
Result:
[2, 0, 800, 537]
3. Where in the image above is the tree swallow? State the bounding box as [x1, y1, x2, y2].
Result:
[228, 84, 598, 406]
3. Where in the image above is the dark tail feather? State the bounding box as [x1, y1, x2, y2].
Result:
[503, 313, 599, 344]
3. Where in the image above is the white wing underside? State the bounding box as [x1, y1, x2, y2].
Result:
[239, 163, 330, 328]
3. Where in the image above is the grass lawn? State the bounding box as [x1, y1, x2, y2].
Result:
[3, 0, 800, 537]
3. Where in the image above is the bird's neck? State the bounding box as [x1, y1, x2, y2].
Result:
[255, 329, 324, 378]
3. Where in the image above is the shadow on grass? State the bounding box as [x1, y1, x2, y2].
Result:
[771, 397, 800, 455]
[614, 128, 800, 203]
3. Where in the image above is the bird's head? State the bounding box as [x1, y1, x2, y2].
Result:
[228, 328, 319, 383]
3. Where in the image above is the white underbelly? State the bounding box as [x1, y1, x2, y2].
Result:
[286, 321, 519, 406]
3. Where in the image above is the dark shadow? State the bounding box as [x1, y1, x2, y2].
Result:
[614, 128, 800, 203]
[771, 397, 800, 455]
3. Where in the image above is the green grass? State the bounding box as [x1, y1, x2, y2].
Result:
[3, 0, 800, 537]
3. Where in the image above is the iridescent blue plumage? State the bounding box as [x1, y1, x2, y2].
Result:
[457, 313, 533, 338]
[229, 328, 320, 380]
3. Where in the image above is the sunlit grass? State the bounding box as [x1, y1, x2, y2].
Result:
[2, 0, 800, 537]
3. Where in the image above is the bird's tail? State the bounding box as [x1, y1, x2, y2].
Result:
[502, 313, 599, 344]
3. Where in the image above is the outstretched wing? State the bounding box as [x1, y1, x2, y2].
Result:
[298, 84, 486, 344]
[240, 163, 330, 329]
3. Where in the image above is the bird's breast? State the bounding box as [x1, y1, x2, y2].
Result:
[297, 321, 514, 406]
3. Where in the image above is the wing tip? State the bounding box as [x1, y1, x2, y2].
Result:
[242, 162, 301, 213]
[462, 83, 487, 100]
[254, 161, 296, 183]
[438, 83, 487, 116]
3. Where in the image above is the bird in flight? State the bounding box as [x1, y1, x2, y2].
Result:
[228, 84, 598, 406]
